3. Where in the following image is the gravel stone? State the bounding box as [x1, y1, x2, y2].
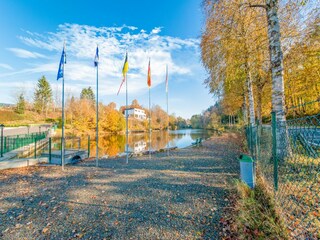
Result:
[0, 133, 240, 239]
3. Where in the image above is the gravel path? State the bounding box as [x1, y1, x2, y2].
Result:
[0, 133, 241, 239]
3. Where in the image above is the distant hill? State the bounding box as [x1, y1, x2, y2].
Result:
[0, 103, 14, 107]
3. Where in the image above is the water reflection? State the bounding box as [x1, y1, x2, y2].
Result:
[130, 140, 147, 153]
[85, 129, 215, 158]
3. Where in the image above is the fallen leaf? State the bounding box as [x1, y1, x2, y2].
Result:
[42, 227, 49, 234]
[15, 224, 23, 229]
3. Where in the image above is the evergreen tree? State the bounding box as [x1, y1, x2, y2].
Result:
[15, 93, 26, 114]
[80, 87, 95, 102]
[34, 76, 53, 116]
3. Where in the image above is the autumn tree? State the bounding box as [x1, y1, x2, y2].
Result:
[151, 105, 168, 130]
[284, 13, 320, 116]
[190, 114, 203, 129]
[131, 99, 142, 109]
[100, 104, 125, 133]
[66, 98, 125, 134]
[201, 0, 268, 126]
[176, 117, 188, 129]
[169, 114, 177, 130]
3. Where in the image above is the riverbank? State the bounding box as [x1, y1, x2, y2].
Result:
[0, 133, 241, 239]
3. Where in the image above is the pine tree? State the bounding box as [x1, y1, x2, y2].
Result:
[34, 76, 53, 117]
[80, 87, 95, 102]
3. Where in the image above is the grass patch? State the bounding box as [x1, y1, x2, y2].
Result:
[233, 177, 289, 239]
[0, 108, 60, 126]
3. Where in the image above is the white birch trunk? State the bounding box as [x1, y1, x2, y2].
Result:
[247, 69, 255, 126]
[265, 0, 289, 158]
[243, 93, 248, 125]
[266, 0, 286, 121]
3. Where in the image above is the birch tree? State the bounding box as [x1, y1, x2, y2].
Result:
[201, 0, 266, 125]
[201, 0, 317, 128]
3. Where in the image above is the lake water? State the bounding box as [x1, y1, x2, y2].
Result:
[87, 129, 216, 158]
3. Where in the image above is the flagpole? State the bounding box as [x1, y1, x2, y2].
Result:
[61, 56, 65, 171]
[95, 54, 99, 167]
[149, 86, 151, 159]
[125, 72, 129, 164]
[166, 64, 169, 156]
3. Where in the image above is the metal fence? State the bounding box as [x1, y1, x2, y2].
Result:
[1, 132, 47, 155]
[246, 105, 320, 238]
[0, 132, 91, 164]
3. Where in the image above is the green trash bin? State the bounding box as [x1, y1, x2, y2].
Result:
[239, 154, 255, 188]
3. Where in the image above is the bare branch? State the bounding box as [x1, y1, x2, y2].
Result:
[239, 3, 267, 10]
[249, 4, 267, 9]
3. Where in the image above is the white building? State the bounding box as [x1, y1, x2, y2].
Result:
[124, 108, 147, 120]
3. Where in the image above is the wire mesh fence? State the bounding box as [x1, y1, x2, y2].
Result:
[246, 102, 320, 238]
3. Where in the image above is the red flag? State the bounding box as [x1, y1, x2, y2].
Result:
[147, 59, 151, 88]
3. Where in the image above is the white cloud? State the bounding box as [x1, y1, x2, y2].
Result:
[4, 23, 202, 96]
[151, 27, 162, 34]
[7, 48, 47, 59]
[0, 63, 57, 78]
[0, 63, 13, 70]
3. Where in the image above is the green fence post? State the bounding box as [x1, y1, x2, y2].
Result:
[87, 135, 90, 158]
[34, 137, 37, 158]
[246, 125, 250, 153]
[49, 137, 52, 163]
[256, 120, 260, 161]
[0, 124, 4, 157]
[4, 137, 6, 154]
[271, 112, 278, 191]
[4, 137, 7, 153]
[249, 124, 253, 156]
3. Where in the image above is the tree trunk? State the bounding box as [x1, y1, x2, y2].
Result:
[243, 93, 248, 125]
[246, 67, 255, 126]
[266, 0, 286, 118]
[257, 88, 262, 124]
[265, 0, 289, 159]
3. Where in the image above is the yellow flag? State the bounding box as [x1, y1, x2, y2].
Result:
[122, 52, 128, 78]
[117, 52, 129, 95]
[147, 59, 151, 88]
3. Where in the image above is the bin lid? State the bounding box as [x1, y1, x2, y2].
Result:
[239, 154, 254, 162]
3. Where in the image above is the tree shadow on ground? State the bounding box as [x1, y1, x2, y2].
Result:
[0, 134, 241, 239]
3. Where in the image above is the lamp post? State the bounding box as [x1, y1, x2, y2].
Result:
[0, 124, 4, 158]
[27, 125, 30, 135]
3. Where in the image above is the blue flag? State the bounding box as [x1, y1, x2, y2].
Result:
[94, 46, 99, 67]
[57, 45, 66, 80]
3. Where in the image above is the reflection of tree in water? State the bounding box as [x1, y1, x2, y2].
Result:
[101, 135, 125, 157]
[85, 130, 216, 157]
[87, 134, 125, 157]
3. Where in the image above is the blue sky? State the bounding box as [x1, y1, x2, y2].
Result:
[0, 0, 215, 119]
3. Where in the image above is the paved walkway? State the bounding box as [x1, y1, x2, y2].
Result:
[3, 125, 51, 137]
[0, 133, 240, 239]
